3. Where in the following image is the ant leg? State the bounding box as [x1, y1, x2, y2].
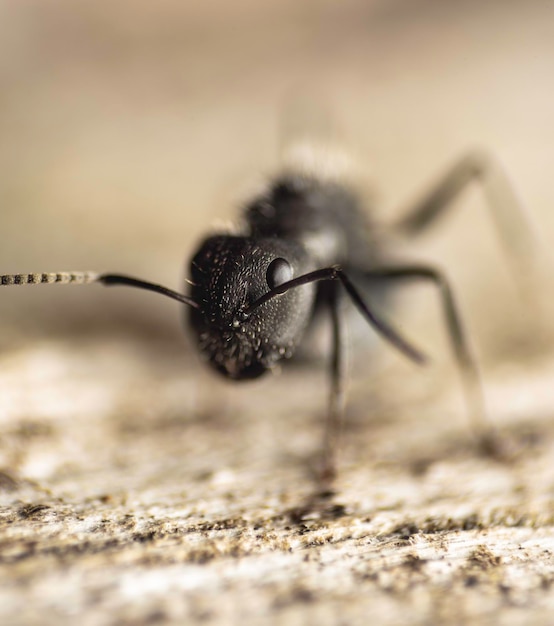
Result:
[321, 283, 347, 483]
[393, 151, 540, 287]
[245, 265, 428, 477]
[364, 263, 497, 453]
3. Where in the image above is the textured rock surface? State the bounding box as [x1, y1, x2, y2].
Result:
[1, 337, 554, 626]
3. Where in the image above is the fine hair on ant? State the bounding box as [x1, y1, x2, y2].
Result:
[0, 148, 539, 481]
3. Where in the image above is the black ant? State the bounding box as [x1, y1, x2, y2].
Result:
[0, 151, 537, 481]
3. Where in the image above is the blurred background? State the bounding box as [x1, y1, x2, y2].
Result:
[0, 0, 553, 366]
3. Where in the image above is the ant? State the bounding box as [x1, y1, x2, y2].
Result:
[0, 150, 538, 481]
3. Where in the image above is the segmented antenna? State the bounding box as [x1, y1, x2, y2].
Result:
[0, 270, 199, 309]
[0, 271, 100, 286]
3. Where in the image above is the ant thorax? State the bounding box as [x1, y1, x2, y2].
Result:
[244, 174, 377, 269]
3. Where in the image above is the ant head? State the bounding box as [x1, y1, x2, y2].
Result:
[187, 235, 316, 380]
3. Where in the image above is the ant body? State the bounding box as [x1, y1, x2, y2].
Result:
[0, 150, 536, 480]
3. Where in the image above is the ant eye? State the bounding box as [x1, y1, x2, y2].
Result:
[266, 258, 293, 289]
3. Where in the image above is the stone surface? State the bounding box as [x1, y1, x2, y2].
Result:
[1, 337, 554, 626]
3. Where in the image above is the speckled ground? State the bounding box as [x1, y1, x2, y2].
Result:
[1, 336, 554, 626]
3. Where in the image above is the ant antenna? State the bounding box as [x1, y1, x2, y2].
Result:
[98, 273, 199, 308]
[243, 265, 427, 365]
[1, 271, 99, 286]
[1, 268, 423, 362]
[0, 271, 199, 309]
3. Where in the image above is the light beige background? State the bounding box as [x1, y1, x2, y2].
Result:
[1, 0, 553, 349]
